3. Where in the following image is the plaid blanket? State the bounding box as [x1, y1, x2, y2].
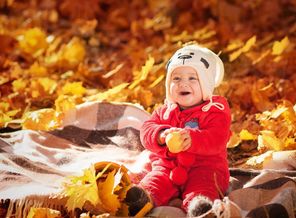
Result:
[0, 101, 295, 218]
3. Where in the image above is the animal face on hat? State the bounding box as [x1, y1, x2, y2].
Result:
[166, 45, 224, 103]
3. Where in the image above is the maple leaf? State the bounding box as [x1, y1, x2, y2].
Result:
[61, 162, 132, 215]
[62, 165, 102, 212]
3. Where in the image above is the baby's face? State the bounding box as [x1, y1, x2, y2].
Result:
[169, 66, 203, 109]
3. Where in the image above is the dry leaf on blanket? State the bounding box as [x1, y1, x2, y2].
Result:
[60, 162, 131, 216]
[62, 164, 102, 212]
[97, 169, 121, 214]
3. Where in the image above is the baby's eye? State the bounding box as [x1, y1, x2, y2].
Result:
[189, 77, 198, 80]
[172, 76, 181, 81]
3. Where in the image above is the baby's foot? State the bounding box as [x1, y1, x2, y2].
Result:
[124, 186, 152, 216]
[187, 195, 213, 217]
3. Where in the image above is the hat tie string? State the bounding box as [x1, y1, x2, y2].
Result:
[202, 97, 225, 112]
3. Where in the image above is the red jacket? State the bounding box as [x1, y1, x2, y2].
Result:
[140, 96, 231, 171]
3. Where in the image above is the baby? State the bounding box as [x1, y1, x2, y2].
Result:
[125, 44, 231, 217]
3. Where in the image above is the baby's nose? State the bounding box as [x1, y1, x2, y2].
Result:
[179, 81, 189, 87]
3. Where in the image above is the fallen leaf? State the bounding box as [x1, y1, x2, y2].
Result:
[272, 36, 289, 55]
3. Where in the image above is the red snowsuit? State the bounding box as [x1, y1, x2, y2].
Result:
[140, 96, 231, 210]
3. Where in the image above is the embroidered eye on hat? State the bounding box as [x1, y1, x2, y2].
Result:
[163, 45, 225, 119]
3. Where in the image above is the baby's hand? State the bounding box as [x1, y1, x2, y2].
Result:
[178, 129, 191, 151]
[160, 128, 191, 152]
[159, 127, 180, 145]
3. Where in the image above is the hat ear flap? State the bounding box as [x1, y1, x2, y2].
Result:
[214, 55, 224, 87]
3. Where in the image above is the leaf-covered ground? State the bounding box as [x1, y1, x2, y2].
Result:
[0, 0, 296, 168]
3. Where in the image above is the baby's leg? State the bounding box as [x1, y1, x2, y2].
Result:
[182, 168, 229, 210]
[140, 165, 179, 206]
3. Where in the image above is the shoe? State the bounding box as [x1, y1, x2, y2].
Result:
[124, 186, 152, 216]
[187, 195, 213, 217]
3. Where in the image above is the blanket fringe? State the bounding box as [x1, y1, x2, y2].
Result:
[4, 195, 68, 218]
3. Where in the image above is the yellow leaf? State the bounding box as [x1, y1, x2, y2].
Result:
[129, 56, 155, 89]
[55, 95, 77, 113]
[284, 137, 296, 150]
[62, 82, 86, 96]
[103, 63, 124, 79]
[149, 74, 164, 88]
[229, 49, 242, 62]
[85, 83, 129, 102]
[31, 90, 40, 98]
[12, 79, 27, 92]
[225, 40, 244, 52]
[0, 108, 20, 128]
[282, 104, 296, 126]
[62, 165, 101, 212]
[258, 130, 283, 151]
[0, 102, 9, 112]
[98, 169, 121, 215]
[27, 207, 61, 218]
[272, 36, 289, 55]
[229, 36, 256, 62]
[38, 78, 57, 94]
[241, 36, 256, 53]
[28, 62, 48, 77]
[135, 202, 153, 218]
[270, 105, 288, 119]
[18, 27, 48, 57]
[6, 109, 20, 117]
[144, 13, 172, 31]
[239, 129, 257, 141]
[60, 37, 86, 68]
[22, 108, 63, 131]
[134, 87, 153, 108]
[170, 31, 189, 42]
[227, 133, 241, 148]
[0, 111, 12, 128]
[118, 203, 129, 217]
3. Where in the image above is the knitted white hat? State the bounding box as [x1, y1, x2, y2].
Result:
[164, 45, 224, 118]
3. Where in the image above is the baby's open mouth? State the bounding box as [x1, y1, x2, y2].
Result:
[180, 91, 191, 95]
